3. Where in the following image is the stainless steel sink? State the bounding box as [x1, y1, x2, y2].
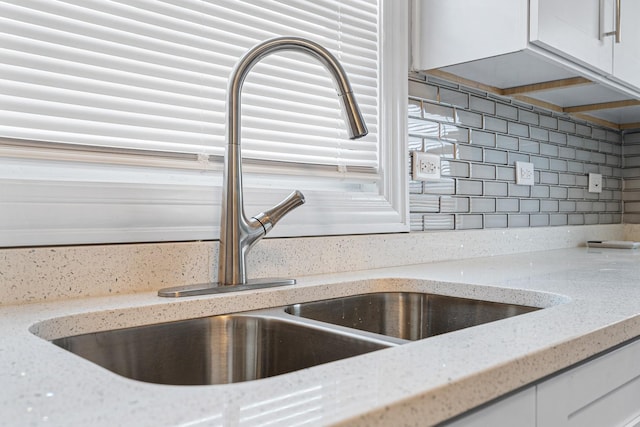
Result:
[50, 291, 542, 385]
[286, 292, 540, 340]
[51, 312, 391, 385]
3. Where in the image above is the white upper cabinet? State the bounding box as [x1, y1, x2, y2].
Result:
[412, 0, 528, 70]
[530, 0, 640, 91]
[529, 0, 614, 76]
[612, 0, 640, 90]
[411, 0, 640, 128]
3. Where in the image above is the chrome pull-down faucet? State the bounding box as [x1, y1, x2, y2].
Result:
[159, 37, 368, 297]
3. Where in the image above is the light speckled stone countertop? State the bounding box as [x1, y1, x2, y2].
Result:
[3, 247, 640, 426]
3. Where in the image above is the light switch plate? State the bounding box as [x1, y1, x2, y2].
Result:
[588, 173, 602, 193]
[412, 151, 441, 181]
[515, 161, 534, 186]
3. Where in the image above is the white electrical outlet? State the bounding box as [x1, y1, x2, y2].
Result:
[412, 151, 441, 181]
[515, 161, 534, 186]
[588, 173, 602, 193]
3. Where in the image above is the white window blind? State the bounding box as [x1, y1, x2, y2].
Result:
[0, 0, 408, 247]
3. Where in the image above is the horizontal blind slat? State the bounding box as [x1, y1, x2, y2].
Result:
[0, 0, 379, 171]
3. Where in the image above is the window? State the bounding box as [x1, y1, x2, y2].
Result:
[0, 0, 408, 247]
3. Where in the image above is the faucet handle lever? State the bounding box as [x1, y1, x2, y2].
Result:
[253, 190, 305, 234]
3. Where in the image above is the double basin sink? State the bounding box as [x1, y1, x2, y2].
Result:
[52, 292, 540, 385]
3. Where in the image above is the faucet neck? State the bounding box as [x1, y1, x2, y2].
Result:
[218, 37, 367, 286]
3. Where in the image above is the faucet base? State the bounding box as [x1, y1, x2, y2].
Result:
[157, 279, 296, 297]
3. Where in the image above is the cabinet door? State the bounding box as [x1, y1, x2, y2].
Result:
[530, 0, 614, 75]
[443, 388, 536, 427]
[612, 0, 640, 90]
[537, 339, 640, 427]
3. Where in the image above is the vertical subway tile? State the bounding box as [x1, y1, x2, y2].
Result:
[408, 99, 422, 118]
[410, 213, 425, 231]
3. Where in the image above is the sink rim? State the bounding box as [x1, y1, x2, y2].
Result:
[29, 278, 570, 342]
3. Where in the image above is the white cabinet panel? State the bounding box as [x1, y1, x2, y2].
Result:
[443, 388, 536, 427]
[537, 339, 640, 427]
[529, 0, 614, 75]
[411, 0, 528, 70]
[612, 0, 640, 90]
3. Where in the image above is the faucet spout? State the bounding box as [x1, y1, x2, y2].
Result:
[158, 36, 368, 297]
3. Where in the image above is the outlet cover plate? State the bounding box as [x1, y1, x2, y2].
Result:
[412, 151, 441, 181]
[515, 161, 535, 186]
[588, 173, 603, 193]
